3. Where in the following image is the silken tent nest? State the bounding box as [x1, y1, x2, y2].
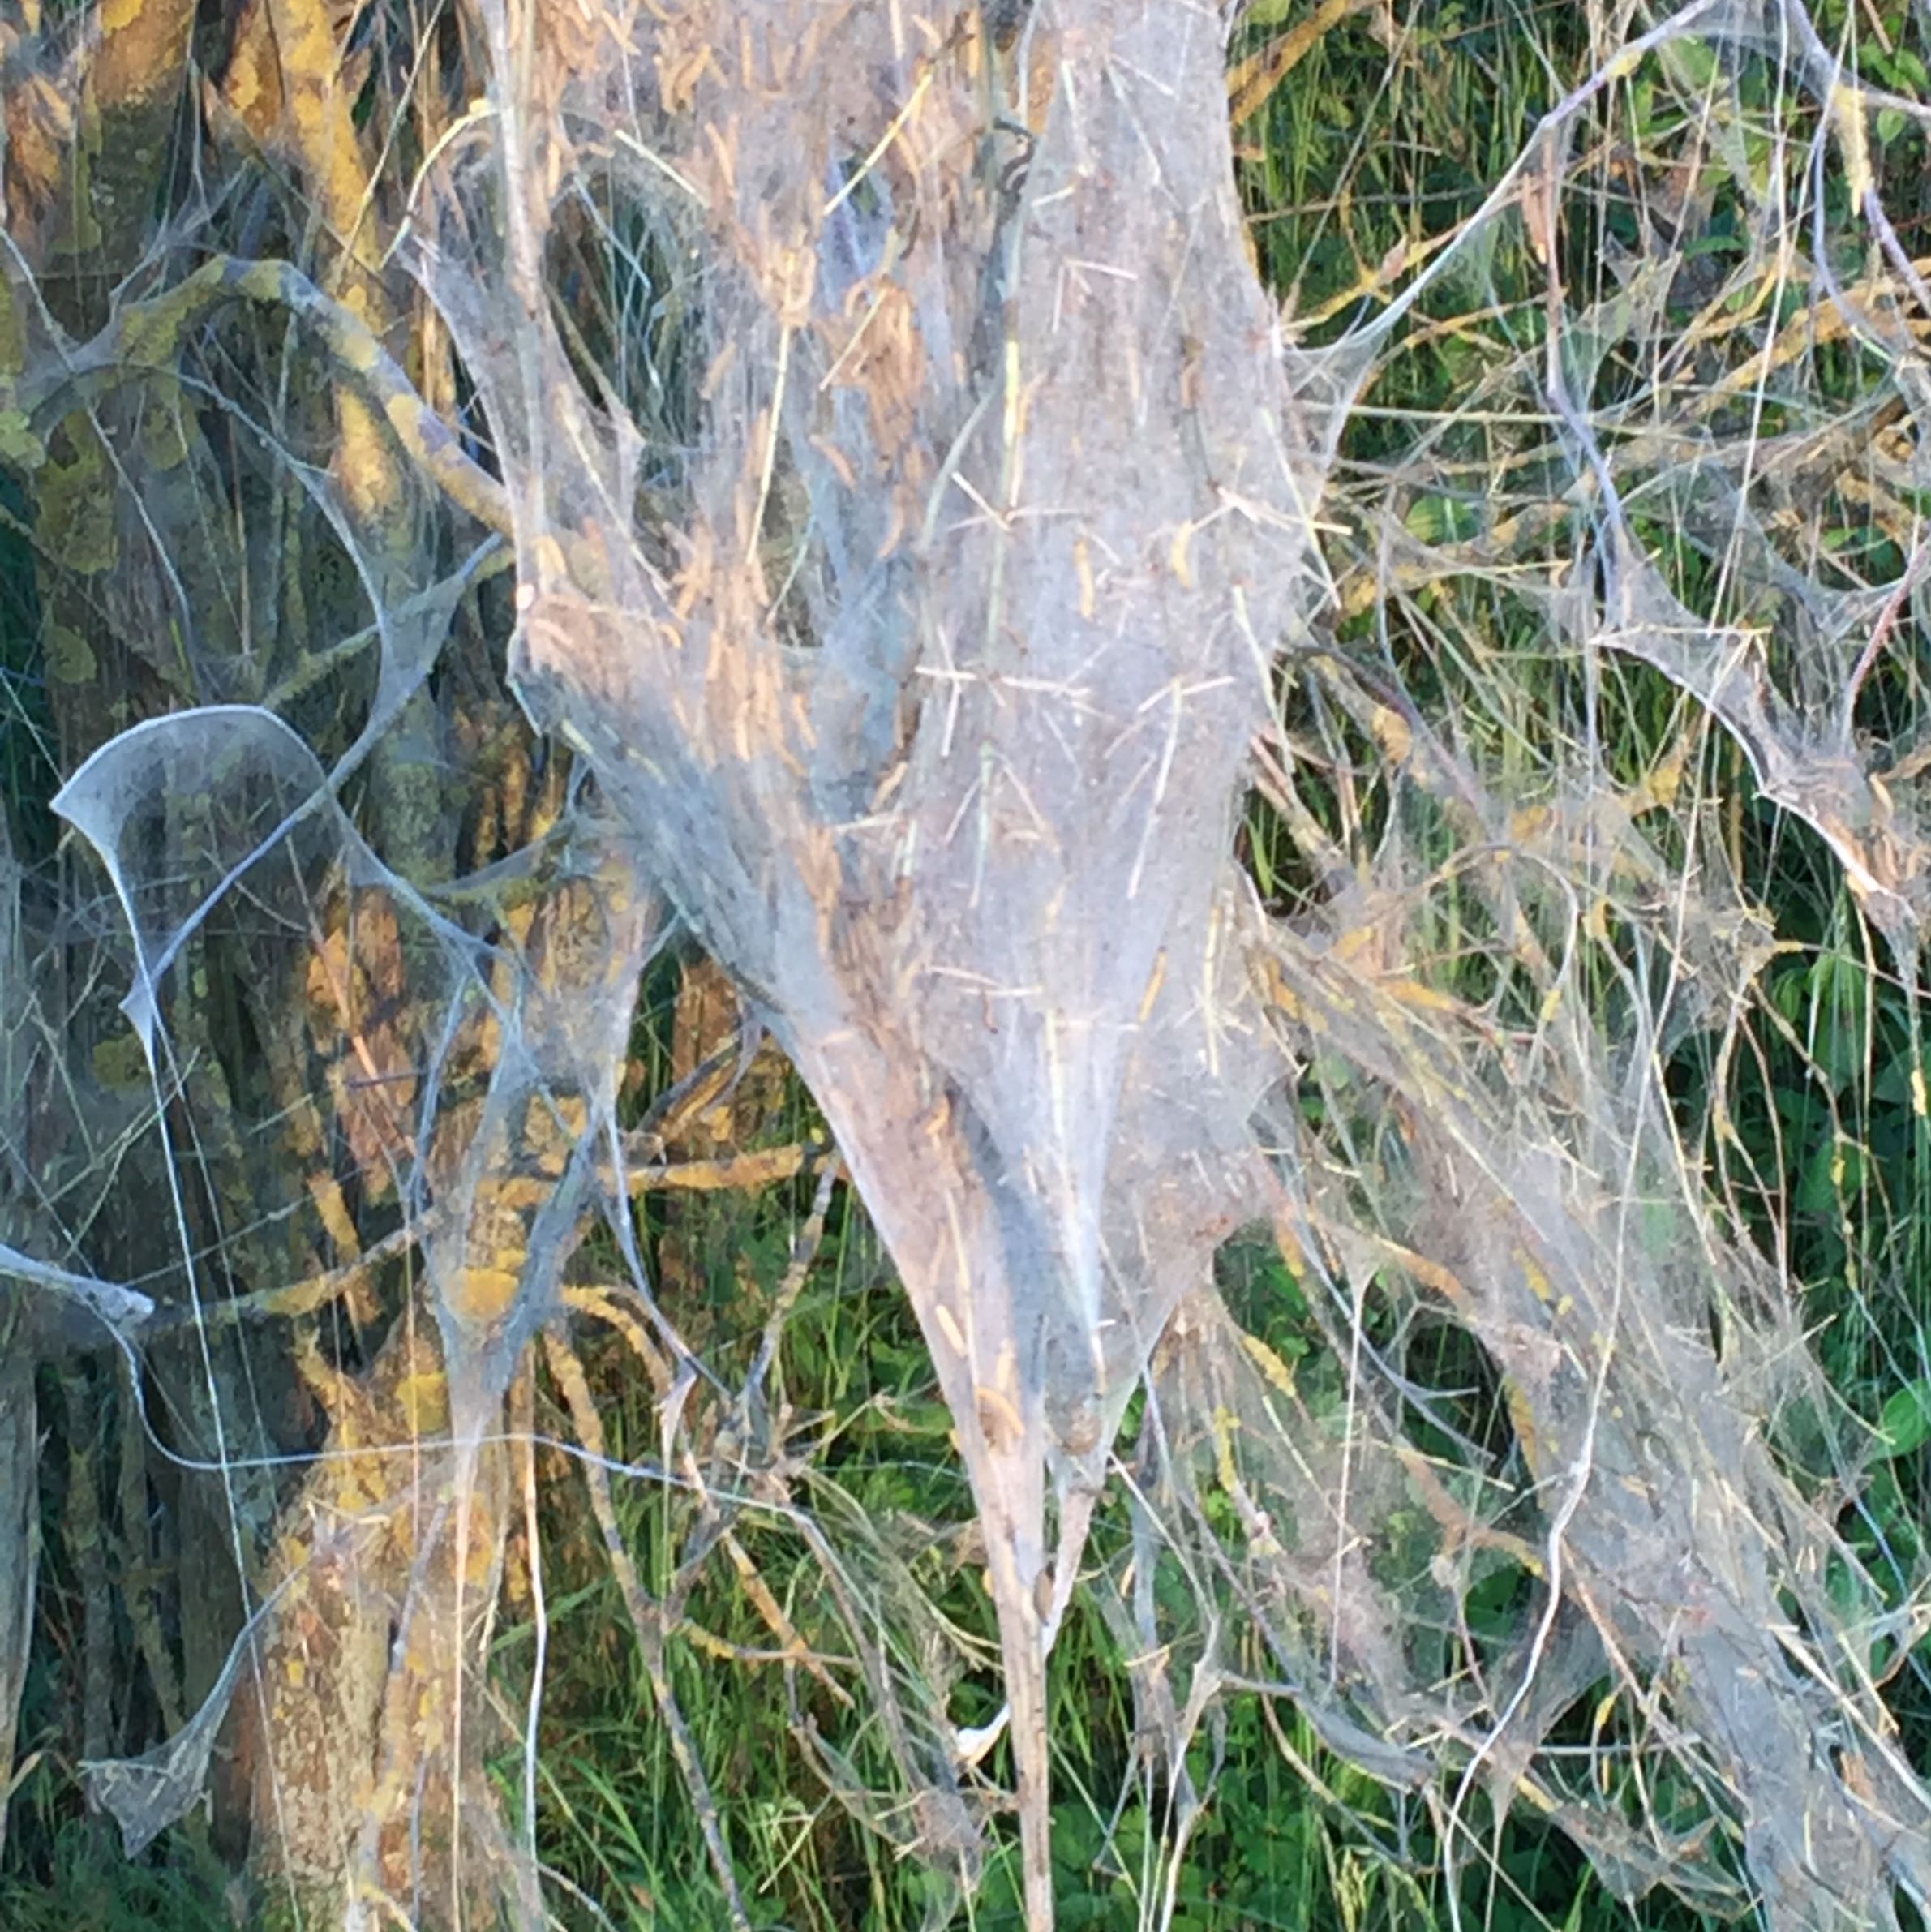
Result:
[0, 3, 1925, 1930]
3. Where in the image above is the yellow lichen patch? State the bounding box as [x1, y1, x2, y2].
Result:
[453, 1262, 525, 1329]
[393, 1368, 448, 1436]
[306, 888, 418, 1191]
[91, 1031, 147, 1088]
[306, 1174, 362, 1259]
[339, 392, 401, 526]
[221, 0, 284, 139]
[0, 283, 24, 384]
[1516, 1247, 1553, 1305]
[37, 428, 115, 574]
[1504, 1381, 1545, 1474]
[92, 0, 195, 110]
[3, 75, 71, 248]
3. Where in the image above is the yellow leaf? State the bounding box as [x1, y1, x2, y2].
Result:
[1369, 704, 1411, 764]
[1169, 521, 1196, 589]
[1834, 84, 1873, 202]
[1240, 1332, 1299, 1398]
[1212, 1405, 1241, 1496]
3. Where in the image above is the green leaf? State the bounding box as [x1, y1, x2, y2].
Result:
[0, 407, 45, 472]
[1877, 1380, 1931, 1458]
[1661, 36, 1719, 92]
[1796, 1138, 1857, 1215]
[44, 624, 97, 685]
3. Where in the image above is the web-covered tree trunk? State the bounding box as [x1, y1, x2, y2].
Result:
[0, 0, 573, 1917]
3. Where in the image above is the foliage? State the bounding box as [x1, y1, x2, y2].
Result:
[0, 2, 1926, 1930]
